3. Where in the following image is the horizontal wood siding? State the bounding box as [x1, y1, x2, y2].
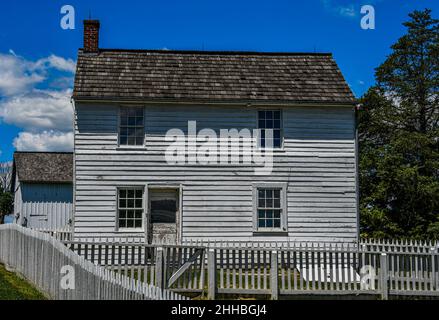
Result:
[74, 103, 357, 242]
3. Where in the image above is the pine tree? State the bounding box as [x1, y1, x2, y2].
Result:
[359, 9, 439, 239]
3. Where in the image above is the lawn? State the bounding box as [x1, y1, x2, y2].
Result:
[0, 264, 47, 300]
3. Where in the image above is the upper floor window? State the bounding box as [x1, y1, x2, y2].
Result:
[258, 110, 282, 148]
[119, 107, 144, 146]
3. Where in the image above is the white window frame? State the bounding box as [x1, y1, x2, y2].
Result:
[252, 183, 288, 233]
[257, 109, 283, 149]
[116, 186, 145, 232]
[118, 106, 145, 148]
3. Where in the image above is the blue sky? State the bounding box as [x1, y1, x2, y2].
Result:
[0, 0, 438, 162]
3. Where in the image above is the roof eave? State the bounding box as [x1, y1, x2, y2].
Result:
[72, 96, 358, 107]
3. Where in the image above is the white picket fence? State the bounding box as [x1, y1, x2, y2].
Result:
[31, 226, 73, 242]
[181, 238, 439, 254]
[58, 236, 439, 299]
[0, 224, 187, 300]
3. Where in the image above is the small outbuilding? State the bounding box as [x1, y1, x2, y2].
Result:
[11, 152, 73, 229]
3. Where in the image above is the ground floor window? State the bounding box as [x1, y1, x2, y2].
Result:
[253, 184, 287, 232]
[117, 187, 144, 230]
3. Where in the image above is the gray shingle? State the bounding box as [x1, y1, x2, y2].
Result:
[13, 152, 73, 183]
[73, 49, 356, 104]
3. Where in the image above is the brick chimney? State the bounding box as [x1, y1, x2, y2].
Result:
[83, 20, 100, 53]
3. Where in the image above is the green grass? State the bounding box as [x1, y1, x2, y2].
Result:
[0, 264, 47, 300]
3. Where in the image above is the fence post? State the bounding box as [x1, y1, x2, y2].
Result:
[380, 253, 388, 300]
[271, 250, 279, 300]
[155, 247, 164, 290]
[431, 248, 436, 290]
[208, 249, 216, 300]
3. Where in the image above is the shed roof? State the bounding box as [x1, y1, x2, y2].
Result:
[73, 49, 356, 104]
[13, 152, 73, 184]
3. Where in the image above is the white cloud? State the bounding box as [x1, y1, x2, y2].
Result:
[322, 0, 357, 18]
[13, 130, 73, 152]
[0, 53, 45, 96]
[0, 52, 75, 97]
[0, 89, 73, 132]
[35, 54, 76, 73]
[0, 51, 76, 154]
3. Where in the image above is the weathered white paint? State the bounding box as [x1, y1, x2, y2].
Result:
[73, 103, 358, 243]
[13, 176, 73, 229]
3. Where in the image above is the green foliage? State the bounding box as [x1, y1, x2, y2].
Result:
[0, 184, 13, 224]
[359, 9, 439, 240]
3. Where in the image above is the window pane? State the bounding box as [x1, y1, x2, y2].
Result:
[128, 117, 136, 126]
[134, 210, 143, 219]
[127, 108, 136, 116]
[127, 220, 134, 228]
[266, 219, 273, 228]
[136, 117, 143, 126]
[127, 127, 135, 137]
[135, 189, 143, 198]
[135, 137, 143, 146]
[134, 219, 142, 228]
[119, 199, 126, 208]
[266, 189, 273, 199]
[258, 210, 265, 219]
[273, 219, 281, 228]
[150, 190, 177, 224]
[266, 210, 273, 219]
[266, 111, 273, 119]
[119, 210, 126, 219]
[119, 219, 126, 228]
[258, 219, 265, 228]
[135, 199, 142, 208]
[266, 198, 273, 208]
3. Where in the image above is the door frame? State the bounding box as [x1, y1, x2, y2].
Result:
[146, 183, 183, 244]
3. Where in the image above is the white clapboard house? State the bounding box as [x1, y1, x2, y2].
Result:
[11, 152, 73, 230]
[72, 20, 358, 244]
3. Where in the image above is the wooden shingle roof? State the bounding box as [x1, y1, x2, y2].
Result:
[73, 49, 356, 104]
[13, 152, 73, 184]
